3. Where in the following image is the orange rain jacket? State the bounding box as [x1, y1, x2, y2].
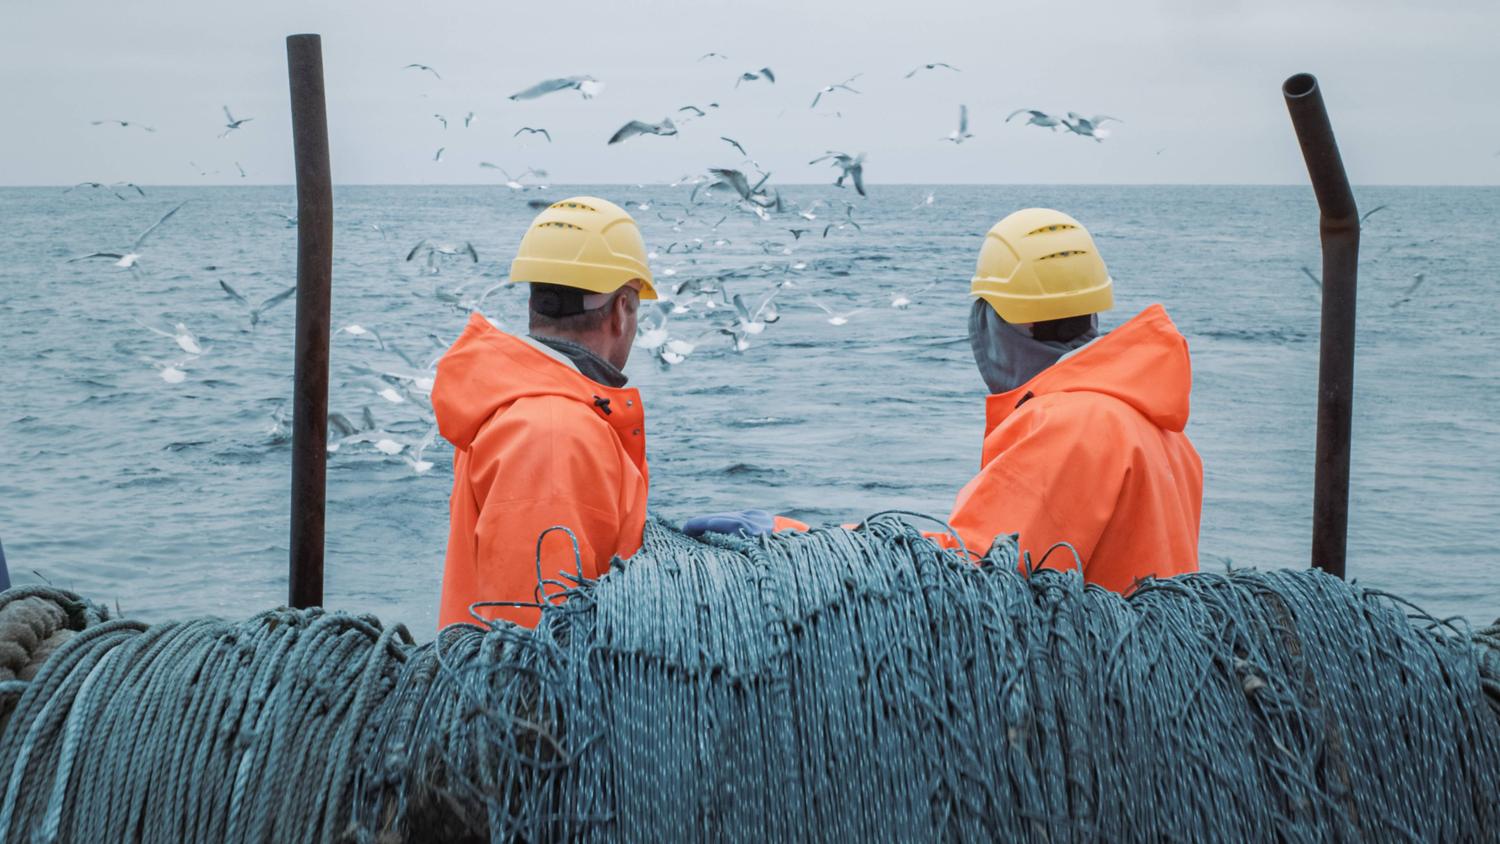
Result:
[432, 314, 649, 628]
[941, 304, 1203, 592]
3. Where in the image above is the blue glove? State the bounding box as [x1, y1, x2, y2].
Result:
[683, 509, 775, 538]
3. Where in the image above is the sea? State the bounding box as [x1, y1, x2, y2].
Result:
[1, 184, 1496, 636]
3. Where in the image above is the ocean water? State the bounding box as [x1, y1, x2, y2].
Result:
[1, 184, 1495, 635]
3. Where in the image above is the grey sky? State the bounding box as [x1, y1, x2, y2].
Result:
[3, 0, 1497, 186]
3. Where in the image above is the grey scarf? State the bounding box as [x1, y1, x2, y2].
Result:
[531, 335, 629, 388]
[969, 300, 1098, 395]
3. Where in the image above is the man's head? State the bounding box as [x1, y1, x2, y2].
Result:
[968, 209, 1113, 393]
[509, 196, 656, 369]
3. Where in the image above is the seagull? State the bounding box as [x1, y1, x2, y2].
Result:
[608, 117, 678, 144]
[1391, 273, 1426, 308]
[433, 147, 445, 163]
[220, 106, 253, 137]
[407, 239, 479, 274]
[659, 338, 697, 365]
[403, 63, 441, 79]
[433, 114, 448, 130]
[1299, 266, 1322, 291]
[1062, 112, 1121, 142]
[66, 182, 146, 200]
[218, 280, 296, 328]
[735, 67, 776, 87]
[91, 119, 155, 132]
[733, 291, 780, 335]
[788, 228, 810, 239]
[809, 151, 866, 196]
[943, 105, 973, 143]
[812, 299, 863, 326]
[235, 162, 247, 178]
[463, 112, 475, 128]
[338, 324, 385, 349]
[327, 407, 389, 454]
[721, 136, 748, 156]
[146, 356, 192, 384]
[905, 62, 960, 78]
[891, 280, 937, 309]
[677, 103, 720, 120]
[913, 190, 936, 209]
[402, 425, 439, 473]
[1005, 109, 1063, 130]
[810, 74, 862, 108]
[1360, 205, 1389, 224]
[509, 75, 602, 101]
[268, 211, 298, 227]
[479, 164, 544, 190]
[514, 126, 552, 142]
[68, 201, 186, 274]
[138, 320, 203, 355]
[698, 52, 729, 61]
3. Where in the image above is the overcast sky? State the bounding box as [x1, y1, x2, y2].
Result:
[3, 0, 1497, 186]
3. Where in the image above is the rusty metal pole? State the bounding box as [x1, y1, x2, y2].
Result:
[1283, 72, 1359, 579]
[286, 34, 333, 607]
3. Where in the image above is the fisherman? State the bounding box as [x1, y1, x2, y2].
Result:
[432, 197, 654, 628]
[938, 208, 1203, 589]
[688, 209, 1201, 593]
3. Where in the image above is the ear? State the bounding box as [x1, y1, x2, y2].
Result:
[610, 289, 635, 335]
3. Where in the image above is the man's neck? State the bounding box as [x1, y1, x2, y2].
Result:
[529, 333, 628, 388]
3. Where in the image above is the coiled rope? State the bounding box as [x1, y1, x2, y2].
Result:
[1, 518, 1497, 842]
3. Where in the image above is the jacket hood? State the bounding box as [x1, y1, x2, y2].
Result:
[987, 304, 1193, 433]
[433, 313, 643, 450]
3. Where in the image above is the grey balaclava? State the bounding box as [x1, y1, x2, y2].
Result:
[968, 299, 1099, 395]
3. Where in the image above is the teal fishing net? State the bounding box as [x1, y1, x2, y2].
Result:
[1, 517, 1497, 842]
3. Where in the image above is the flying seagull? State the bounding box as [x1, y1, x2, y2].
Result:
[736, 67, 776, 87]
[1391, 273, 1426, 308]
[220, 106, 252, 137]
[509, 75, 602, 101]
[66, 182, 146, 200]
[218, 280, 295, 328]
[811, 299, 863, 326]
[943, 105, 973, 143]
[68, 201, 186, 273]
[1062, 112, 1121, 142]
[463, 112, 475, 128]
[479, 164, 545, 190]
[433, 147, 445, 163]
[698, 52, 729, 61]
[1005, 109, 1063, 130]
[905, 62, 960, 78]
[608, 117, 678, 144]
[137, 320, 203, 355]
[404, 63, 441, 79]
[809, 151, 866, 197]
[433, 114, 448, 130]
[92, 119, 155, 132]
[514, 126, 552, 142]
[721, 136, 748, 156]
[810, 74, 862, 108]
[235, 162, 246, 178]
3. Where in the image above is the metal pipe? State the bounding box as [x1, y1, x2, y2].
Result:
[286, 34, 334, 608]
[1282, 72, 1359, 579]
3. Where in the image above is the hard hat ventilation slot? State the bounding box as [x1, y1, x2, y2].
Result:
[1026, 224, 1079, 236]
[552, 201, 598, 212]
[538, 221, 585, 231]
[1037, 250, 1088, 261]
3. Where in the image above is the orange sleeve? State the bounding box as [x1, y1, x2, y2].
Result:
[466, 398, 625, 627]
[947, 398, 1128, 573]
[772, 515, 810, 532]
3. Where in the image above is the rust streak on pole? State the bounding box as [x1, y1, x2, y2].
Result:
[1283, 73, 1359, 579]
[286, 34, 333, 608]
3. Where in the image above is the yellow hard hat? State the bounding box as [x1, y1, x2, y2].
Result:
[509, 196, 657, 299]
[970, 208, 1112, 323]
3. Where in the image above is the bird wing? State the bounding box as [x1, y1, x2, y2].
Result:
[134, 201, 186, 249]
[959, 104, 969, 133]
[463, 242, 479, 263]
[1091, 114, 1122, 125]
[761, 67, 775, 83]
[1005, 109, 1029, 122]
[68, 252, 125, 262]
[256, 285, 297, 312]
[328, 412, 358, 438]
[904, 67, 919, 78]
[732, 293, 751, 323]
[222, 105, 235, 123]
[810, 91, 823, 108]
[850, 164, 866, 197]
[434, 147, 445, 161]
[679, 105, 705, 116]
[608, 121, 649, 144]
[406, 240, 429, 261]
[720, 136, 747, 156]
[218, 279, 249, 306]
[1359, 205, 1389, 224]
[509, 78, 571, 101]
[810, 298, 835, 315]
